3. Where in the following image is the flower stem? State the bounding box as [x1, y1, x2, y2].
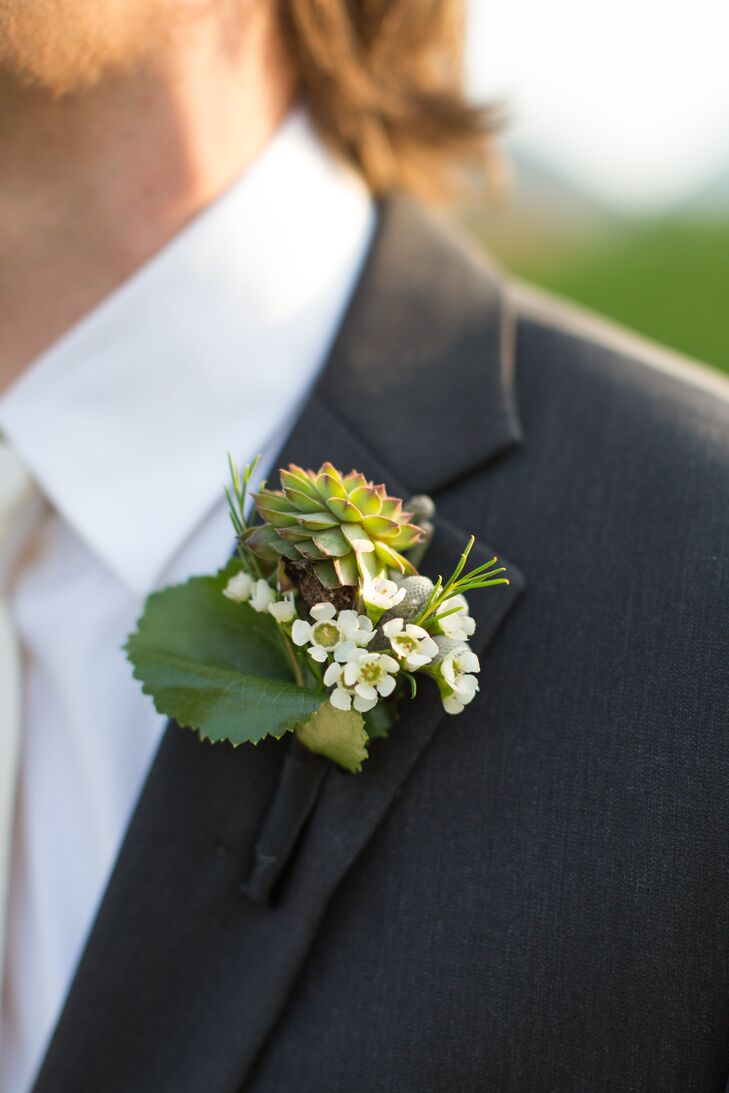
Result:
[281, 631, 305, 688]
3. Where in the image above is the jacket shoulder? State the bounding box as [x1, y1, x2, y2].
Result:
[508, 278, 729, 469]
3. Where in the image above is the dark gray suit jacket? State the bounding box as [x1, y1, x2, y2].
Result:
[34, 196, 729, 1092]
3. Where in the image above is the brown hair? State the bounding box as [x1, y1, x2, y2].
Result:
[279, 0, 501, 199]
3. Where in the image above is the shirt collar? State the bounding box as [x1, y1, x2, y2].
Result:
[0, 106, 376, 595]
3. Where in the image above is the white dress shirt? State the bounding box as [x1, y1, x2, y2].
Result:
[0, 105, 375, 1093]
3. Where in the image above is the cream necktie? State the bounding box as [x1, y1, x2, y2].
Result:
[0, 440, 45, 999]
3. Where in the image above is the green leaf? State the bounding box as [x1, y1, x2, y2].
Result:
[341, 522, 375, 553]
[374, 539, 408, 573]
[361, 514, 399, 538]
[295, 540, 326, 561]
[295, 511, 339, 531]
[243, 524, 281, 562]
[363, 699, 399, 740]
[333, 552, 359, 585]
[315, 471, 347, 501]
[342, 471, 368, 494]
[379, 497, 404, 520]
[348, 485, 382, 516]
[312, 526, 351, 557]
[313, 559, 339, 588]
[252, 489, 295, 514]
[280, 467, 321, 503]
[270, 538, 302, 561]
[296, 702, 369, 772]
[255, 504, 299, 528]
[125, 569, 323, 746]
[326, 496, 363, 523]
[282, 485, 326, 513]
[386, 523, 424, 550]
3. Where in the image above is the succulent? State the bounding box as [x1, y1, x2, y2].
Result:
[243, 463, 424, 591]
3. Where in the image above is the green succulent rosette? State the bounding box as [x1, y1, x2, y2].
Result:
[244, 462, 424, 590]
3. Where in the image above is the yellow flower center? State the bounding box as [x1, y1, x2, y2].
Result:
[312, 621, 339, 649]
[395, 633, 418, 654]
[360, 661, 381, 684]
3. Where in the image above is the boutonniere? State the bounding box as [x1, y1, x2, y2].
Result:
[126, 459, 509, 773]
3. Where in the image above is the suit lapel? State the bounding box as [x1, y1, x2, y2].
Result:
[33, 196, 525, 1093]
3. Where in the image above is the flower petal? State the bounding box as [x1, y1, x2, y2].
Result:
[343, 662, 359, 687]
[323, 662, 342, 687]
[353, 693, 378, 713]
[311, 602, 336, 621]
[291, 620, 311, 647]
[223, 572, 253, 603]
[334, 640, 357, 663]
[377, 674, 396, 697]
[268, 599, 296, 623]
[443, 694, 464, 715]
[461, 651, 481, 673]
[330, 687, 353, 711]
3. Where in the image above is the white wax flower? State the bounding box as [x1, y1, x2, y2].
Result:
[362, 575, 406, 614]
[291, 602, 374, 663]
[249, 578, 276, 614]
[324, 649, 399, 713]
[268, 594, 296, 624]
[438, 643, 480, 714]
[223, 571, 253, 603]
[382, 617, 439, 670]
[435, 593, 476, 642]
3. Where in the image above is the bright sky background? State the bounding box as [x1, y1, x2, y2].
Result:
[466, 0, 729, 212]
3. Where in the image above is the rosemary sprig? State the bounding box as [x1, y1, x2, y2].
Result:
[414, 535, 509, 630]
[225, 452, 264, 537]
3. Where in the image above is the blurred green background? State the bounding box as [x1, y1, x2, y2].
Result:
[457, 155, 729, 377]
[463, 1, 729, 380]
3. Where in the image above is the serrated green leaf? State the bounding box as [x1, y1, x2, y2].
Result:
[296, 702, 369, 772]
[363, 698, 399, 740]
[125, 570, 322, 746]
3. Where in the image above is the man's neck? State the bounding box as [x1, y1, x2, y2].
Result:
[0, 6, 296, 394]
